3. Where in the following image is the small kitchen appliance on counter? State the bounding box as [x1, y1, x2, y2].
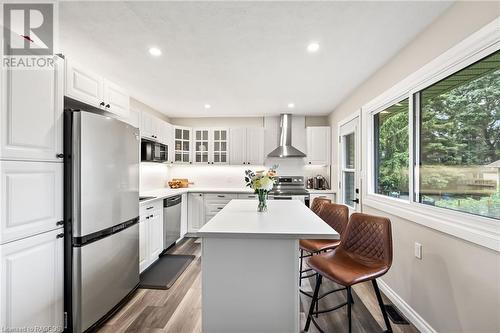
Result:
[313, 175, 329, 190]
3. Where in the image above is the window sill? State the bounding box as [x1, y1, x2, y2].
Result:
[363, 194, 500, 252]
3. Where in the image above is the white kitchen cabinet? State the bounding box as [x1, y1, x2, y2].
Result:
[140, 111, 153, 139]
[65, 58, 103, 107]
[0, 228, 64, 331]
[306, 127, 331, 165]
[139, 215, 149, 273]
[237, 193, 257, 199]
[180, 193, 188, 238]
[0, 161, 63, 244]
[163, 122, 174, 163]
[149, 209, 164, 260]
[187, 193, 204, 232]
[103, 79, 130, 120]
[246, 128, 265, 165]
[127, 107, 140, 128]
[139, 201, 163, 273]
[1, 55, 64, 161]
[65, 58, 130, 121]
[174, 126, 192, 164]
[193, 128, 229, 164]
[229, 128, 264, 165]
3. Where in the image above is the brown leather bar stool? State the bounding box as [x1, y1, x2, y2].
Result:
[310, 197, 331, 215]
[299, 202, 349, 287]
[304, 213, 393, 333]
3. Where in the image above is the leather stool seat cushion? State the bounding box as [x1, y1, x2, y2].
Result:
[307, 250, 389, 286]
[299, 239, 340, 253]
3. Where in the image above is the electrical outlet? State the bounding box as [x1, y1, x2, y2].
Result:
[414, 242, 422, 260]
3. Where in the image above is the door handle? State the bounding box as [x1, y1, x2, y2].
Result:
[56, 233, 64, 239]
[351, 198, 360, 204]
[56, 220, 64, 226]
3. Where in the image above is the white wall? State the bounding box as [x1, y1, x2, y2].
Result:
[328, 2, 500, 332]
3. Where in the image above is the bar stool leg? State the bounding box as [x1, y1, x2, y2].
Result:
[372, 279, 393, 333]
[304, 274, 322, 332]
[299, 249, 304, 286]
[347, 286, 352, 333]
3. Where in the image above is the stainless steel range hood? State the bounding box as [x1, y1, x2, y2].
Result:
[267, 114, 306, 158]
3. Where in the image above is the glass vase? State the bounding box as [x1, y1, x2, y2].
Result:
[257, 190, 268, 212]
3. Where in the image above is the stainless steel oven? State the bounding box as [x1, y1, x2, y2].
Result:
[270, 176, 310, 206]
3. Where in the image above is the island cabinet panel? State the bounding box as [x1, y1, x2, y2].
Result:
[139, 200, 163, 273]
[187, 193, 205, 232]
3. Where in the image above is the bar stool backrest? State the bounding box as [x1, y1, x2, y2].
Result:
[340, 213, 393, 269]
[310, 197, 331, 216]
[318, 203, 349, 237]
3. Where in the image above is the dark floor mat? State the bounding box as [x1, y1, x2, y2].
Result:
[139, 254, 195, 289]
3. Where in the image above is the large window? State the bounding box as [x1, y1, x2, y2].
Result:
[417, 51, 499, 220]
[374, 98, 409, 200]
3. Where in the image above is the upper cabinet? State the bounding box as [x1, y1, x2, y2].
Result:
[0, 55, 64, 161]
[306, 126, 331, 165]
[65, 58, 130, 121]
[229, 127, 264, 165]
[193, 128, 229, 164]
[174, 126, 192, 164]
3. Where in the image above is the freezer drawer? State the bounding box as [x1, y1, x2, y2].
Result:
[72, 224, 139, 333]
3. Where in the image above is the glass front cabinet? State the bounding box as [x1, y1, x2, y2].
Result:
[193, 128, 229, 164]
[174, 126, 192, 163]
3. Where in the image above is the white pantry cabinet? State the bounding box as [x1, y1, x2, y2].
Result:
[187, 193, 205, 233]
[0, 228, 64, 331]
[0, 55, 64, 161]
[65, 58, 130, 121]
[139, 201, 163, 273]
[306, 127, 331, 165]
[0, 161, 63, 244]
[229, 128, 264, 165]
[180, 193, 188, 238]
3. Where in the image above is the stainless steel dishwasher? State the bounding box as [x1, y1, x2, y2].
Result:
[163, 195, 182, 250]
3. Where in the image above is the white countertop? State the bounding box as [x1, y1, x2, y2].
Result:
[198, 200, 340, 239]
[139, 187, 335, 205]
[139, 187, 255, 204]
[307, 189, 336, 194]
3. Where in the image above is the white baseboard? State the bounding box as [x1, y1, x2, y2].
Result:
[378, 279, 438, 333]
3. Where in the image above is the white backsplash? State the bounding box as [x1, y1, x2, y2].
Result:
[140, 162, 170, 191]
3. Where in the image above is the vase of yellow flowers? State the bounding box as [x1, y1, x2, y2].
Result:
[245, 166, 278, 212]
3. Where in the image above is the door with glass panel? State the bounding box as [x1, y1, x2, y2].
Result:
[174, 127, 191, 163]
[194, 129, 210, 163]
[211, 129, 228, 164]
[339, 116, 361, 212]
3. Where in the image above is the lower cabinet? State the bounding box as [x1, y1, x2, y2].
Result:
[139, 201, 163, 273]
[0, 228, 64, 331]
[187, 193, 205, 233]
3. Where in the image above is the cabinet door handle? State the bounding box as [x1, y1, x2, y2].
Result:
[149, 214, 154, 218]
[56, 233, 64, 239]
[217, 195, 225, 198]
[217, 207, 223, 210]
[56, 153, 64, 159]
[146, 206, 154, 210]
[146, 216, 149, 219]
[56, 220, 64, 226]
[105, 104, 110, 108]
[100, 102, 105, 106]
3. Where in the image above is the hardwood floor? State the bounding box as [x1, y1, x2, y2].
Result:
[97, 238, 419, 333]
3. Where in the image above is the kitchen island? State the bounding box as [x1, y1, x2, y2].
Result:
[198, 200, 339, 333]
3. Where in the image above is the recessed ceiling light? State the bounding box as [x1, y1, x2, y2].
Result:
[148, 47, 162, 56]
[287, 103, 295, 109]
[204, 104, 211, 109]
[307, 42, 320, 53]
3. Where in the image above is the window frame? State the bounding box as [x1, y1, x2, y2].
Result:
[361, 19, 500, 252]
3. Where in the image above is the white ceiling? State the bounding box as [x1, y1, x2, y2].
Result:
[59, 1, 452, 117]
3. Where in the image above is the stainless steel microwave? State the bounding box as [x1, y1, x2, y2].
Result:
[141, 139, 168, 162]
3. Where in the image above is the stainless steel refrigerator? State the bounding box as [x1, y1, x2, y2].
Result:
[64, 107, 140, 332]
